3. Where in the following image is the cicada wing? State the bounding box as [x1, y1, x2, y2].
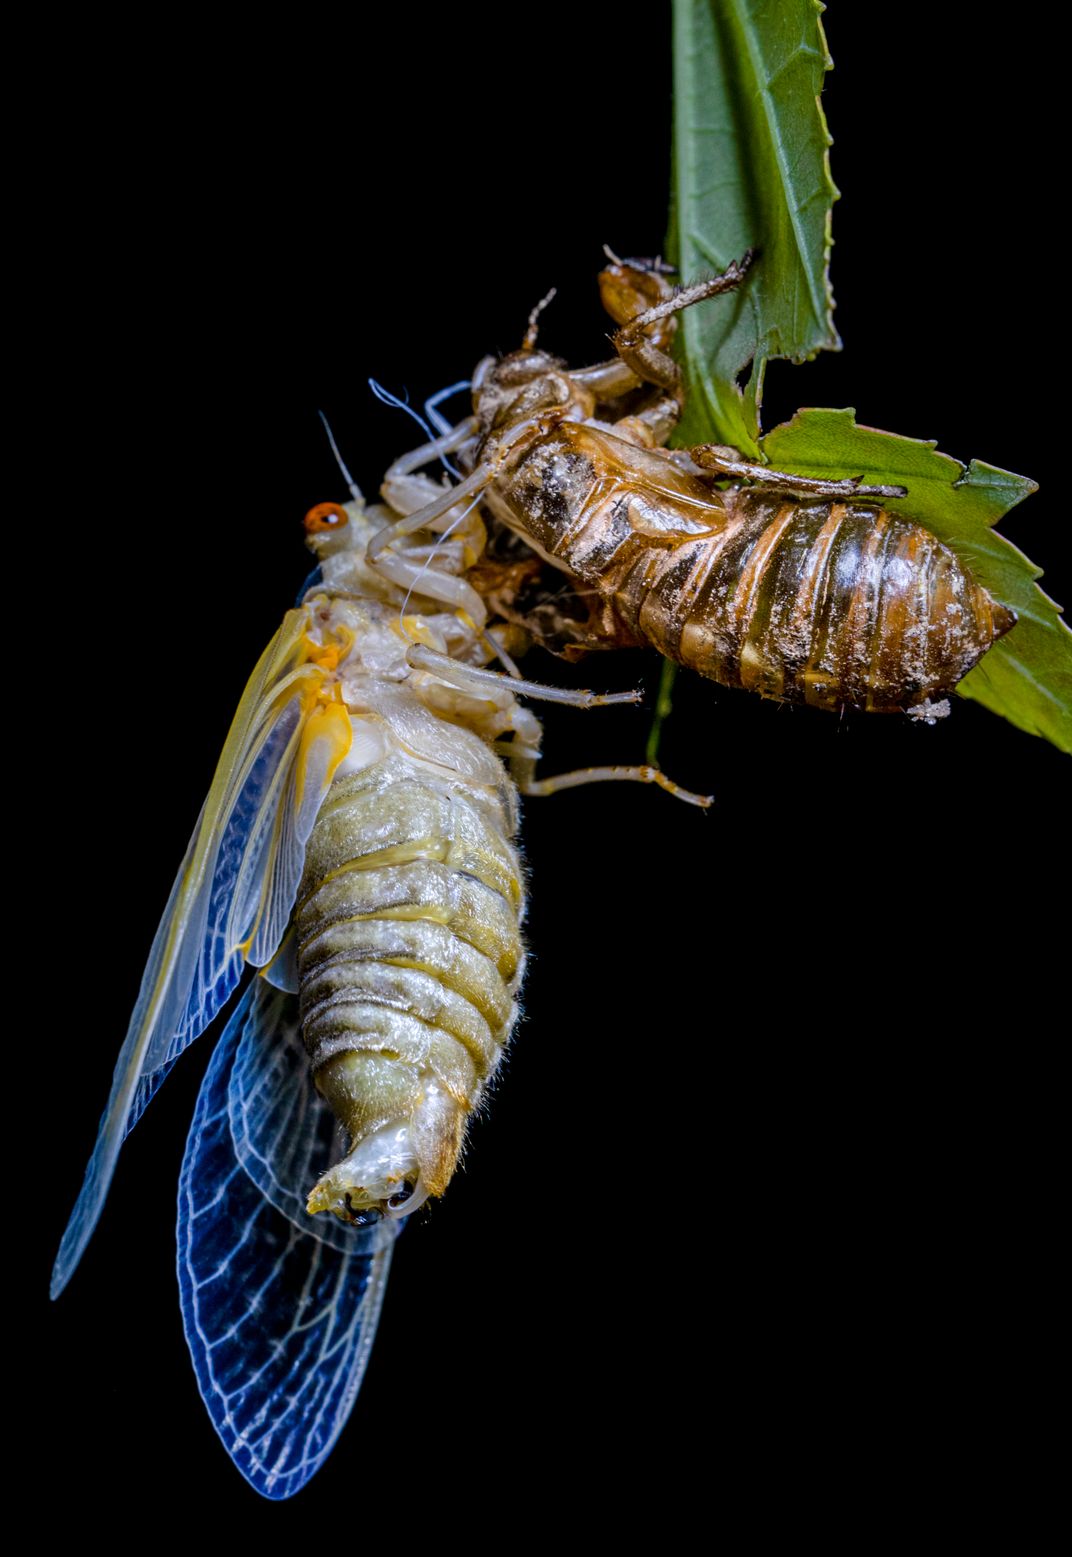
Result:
[51, 607, 352, 1299]
[227, 976, 360, 1254]
[179, 981, 398, 1501]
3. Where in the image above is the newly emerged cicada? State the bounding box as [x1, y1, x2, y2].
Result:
[50, 401, 695, 1499]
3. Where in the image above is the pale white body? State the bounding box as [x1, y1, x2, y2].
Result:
[295, 491, 534, 1223]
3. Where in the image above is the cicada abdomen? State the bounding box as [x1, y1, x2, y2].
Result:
[484, 418, 1015, 713]
[296, 751, 524, 1223]
[639, 490, 1015, 713]
[462, 256, 1016, 717]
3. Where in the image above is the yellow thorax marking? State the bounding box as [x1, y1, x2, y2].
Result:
[302, 622, 355, 675]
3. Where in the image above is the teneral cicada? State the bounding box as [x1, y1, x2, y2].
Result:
[50, 409, 698, 1498]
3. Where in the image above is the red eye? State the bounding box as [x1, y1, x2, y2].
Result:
[304, 502, 348, 534]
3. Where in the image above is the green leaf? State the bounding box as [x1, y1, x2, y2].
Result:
[664, 3, 1066, 752]
[761, 409, 1072, 752]
[667, 0, 838, 455]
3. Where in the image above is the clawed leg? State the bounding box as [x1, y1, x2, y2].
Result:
[693, 445, 908, 502]
[369, 417, 545, 575]
[365, 485, 490, 625]
[405, 643, 640, 708]
[423, 379, 472, 437]
[611, 250, 757, 388]
[518, 763, 713, 808]
[572, 250, 757, 447]
[408, 646, 712, 807]
[363, 425, 496, 624]
[378, 417, 482, 522]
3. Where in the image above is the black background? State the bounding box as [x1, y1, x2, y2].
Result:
[26, 7, 1064, 1536]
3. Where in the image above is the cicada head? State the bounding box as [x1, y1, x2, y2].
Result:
[304, 499, 360, 559]
[474, 348, 596, 441]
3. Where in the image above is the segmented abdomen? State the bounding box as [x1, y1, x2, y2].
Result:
[295, 763, 525, 1196]
[628, 493, 1015, 711]
[489, 422, 1013, 713]
[487, 424, 1013, 712]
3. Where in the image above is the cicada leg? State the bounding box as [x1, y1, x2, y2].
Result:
[691, 445, 908, 502]
[365, 454, 493, 626]
[404, 643, 640, 709]
[379, 416, 481, 520]
[572, 252, 757, 447]
[406, 646, 711, 808]
[365, 417, 559, 628]
[516, 762, 712, 808]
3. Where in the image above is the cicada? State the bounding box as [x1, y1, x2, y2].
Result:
[50, 412, 688, 1499]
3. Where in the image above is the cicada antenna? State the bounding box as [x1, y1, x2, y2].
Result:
[317, 410, 363, 504]
[523, 287, 558, 350]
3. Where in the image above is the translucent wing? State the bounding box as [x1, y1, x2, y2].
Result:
[51, 607, 352, 1298]
[228, 976, 360, 1255]
[178, 980, 398, 1500]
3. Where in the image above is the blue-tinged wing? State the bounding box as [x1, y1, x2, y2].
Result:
[296, 564, 324, 603]
[51, 608, 353, 1299]
[178, 981, 398, 1500]
[228, 979, 358, 1255]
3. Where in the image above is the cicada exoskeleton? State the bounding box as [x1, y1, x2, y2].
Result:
[442, 256, 1016, 723]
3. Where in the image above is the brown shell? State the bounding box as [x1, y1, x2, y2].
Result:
[481, 418, 1014, 714]
[627, 490, 1015, 712]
